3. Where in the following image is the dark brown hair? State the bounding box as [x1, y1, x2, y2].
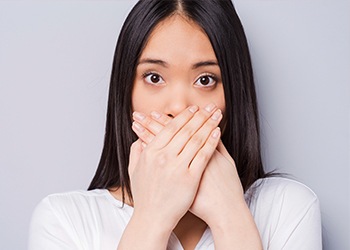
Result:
[88, 0, 268, 201]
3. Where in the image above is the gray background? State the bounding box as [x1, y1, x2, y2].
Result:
[0, 1, 349, 249]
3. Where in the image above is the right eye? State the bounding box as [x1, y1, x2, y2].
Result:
[143, 72, 165, 85]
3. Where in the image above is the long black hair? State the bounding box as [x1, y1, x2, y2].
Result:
[89, 0, 267, 201]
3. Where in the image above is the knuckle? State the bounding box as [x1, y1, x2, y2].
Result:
[181, 126, 194, 139]
[143, 144, 154, 154]
[163, 116, 172, 125]
[165, 123, 178, 135]
[195, 111, 207, 122]
[145, 133, 154, 143]
[143, 116, 153, 127]
[142, 132, 153, 143]
[155, 152, 168, 166]
[197, 150, 210, 163]
[191, 135, 204, 147]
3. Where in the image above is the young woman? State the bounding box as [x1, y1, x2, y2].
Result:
[29, 0, 322, 249]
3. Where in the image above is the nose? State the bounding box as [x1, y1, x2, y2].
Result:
[164, 84, 190, 118]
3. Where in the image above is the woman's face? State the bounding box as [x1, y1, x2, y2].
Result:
[132, 14, 225, 118]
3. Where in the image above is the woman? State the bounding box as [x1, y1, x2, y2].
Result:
[29, 0, 322, 249]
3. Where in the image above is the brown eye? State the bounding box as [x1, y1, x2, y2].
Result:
[200, 76, 210, 85]
[194, 74, 217, 87]
[144, 73, 165, 85]
[151, 74, 160, 83]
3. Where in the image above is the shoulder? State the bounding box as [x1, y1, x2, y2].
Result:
[43, 189, 114, 205]
[29, 190, 131, 249]
[246, 177, 321, 228]
[30, 189, 127, 229]
[247, 177, 322, 249]
[33, 189, 114, 215]
[248, 177, 319, 206]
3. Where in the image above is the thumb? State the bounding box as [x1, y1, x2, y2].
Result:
[128, 139, 143, 177]
[217, 140, 235, 165]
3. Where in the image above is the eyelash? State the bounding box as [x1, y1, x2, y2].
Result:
[194, 73, 218, 88]
[142, 72, 165, 85]
[142, 71, 219, 88]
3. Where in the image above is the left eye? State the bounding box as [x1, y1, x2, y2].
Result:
[194, 75, 217, 87]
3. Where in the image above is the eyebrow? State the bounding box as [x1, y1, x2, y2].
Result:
[192, 60, 219, 69]
[138, 59, 169, 67]
[137, 58, 219, 69]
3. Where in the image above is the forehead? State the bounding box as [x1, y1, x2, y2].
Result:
[140, 14, 217, 63]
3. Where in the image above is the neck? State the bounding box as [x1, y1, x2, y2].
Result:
[173, 212, 208, 249]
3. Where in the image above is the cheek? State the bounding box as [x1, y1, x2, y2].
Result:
[131, 82, 145, 112]
[212, 84, 226, 113]
[211, 85, 226, 124]
[131, 82, 163, 114]
[191, 86, 225, 112]
[217, 96, 225, 113]
[215, 86, 227, 132]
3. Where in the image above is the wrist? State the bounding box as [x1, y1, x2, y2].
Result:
[118, 211, 173, 250]
[207, 201, 263, 249]
[206, 197, 248, 229]
[131, 208, 174, 238]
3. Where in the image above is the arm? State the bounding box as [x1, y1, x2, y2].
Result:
[206, 196, 263, 249]
[190, 145, 263, 250]
[117, 204, 173, 250]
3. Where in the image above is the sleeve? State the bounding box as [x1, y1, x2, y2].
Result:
[267, 181, 322, 250]
[28, 196, 82, 250]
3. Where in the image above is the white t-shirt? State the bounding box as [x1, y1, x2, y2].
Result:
[28, 177, 322, 250]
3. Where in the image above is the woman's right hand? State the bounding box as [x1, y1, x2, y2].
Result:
[128, 107, 263, 250]
[128, 104, 222, 233]
[118, 104, 222, 250]
[129, 104, 221, 230]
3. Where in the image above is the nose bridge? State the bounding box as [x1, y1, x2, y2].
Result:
[165, 82, 190, 117]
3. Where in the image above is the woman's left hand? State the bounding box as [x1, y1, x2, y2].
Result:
[132, 110, 263, 249]
[188, 142, 245, 227]
[131, 111, 245, 226]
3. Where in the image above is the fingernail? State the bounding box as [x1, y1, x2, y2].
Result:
[189, 105, 198, 113]
[132, 121, 144, 132]
[212, 127, 221, 139]
[133, 112, 146, 121]
[211, 109, 222, 121]
[205, 103, 216, 113]
[151, 111, 161, 119]
[141, 142, 147, 148]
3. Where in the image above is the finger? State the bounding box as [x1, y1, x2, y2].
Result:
[177, 109, 222, 164]
[149, 105, 199, 149]
[150, 111, 172, 126]
[217, 140, 235, 165]
[168, 105, 220, 156]
[189, 127, 221, 178]
[133, 111, 164, 135]
[133, 112, 172, 141]
[128, 139, 143, 177]
[132, 121, 156, 144]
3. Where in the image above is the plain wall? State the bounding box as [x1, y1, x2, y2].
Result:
[0, 1, 349, 249]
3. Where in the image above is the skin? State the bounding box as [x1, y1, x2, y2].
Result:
[115, 14, 263, 250]
[131, 14, 225, 117]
